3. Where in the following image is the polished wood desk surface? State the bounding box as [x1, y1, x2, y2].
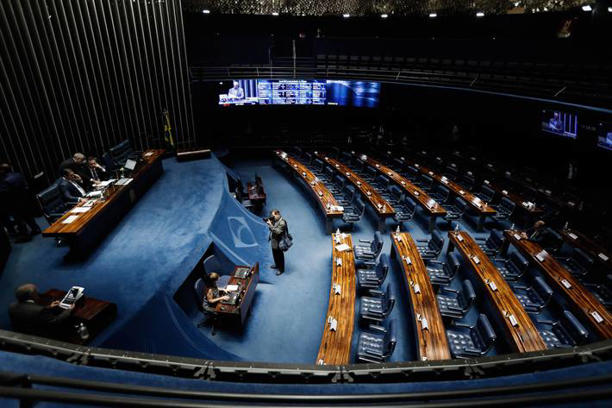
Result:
[362, 155, 447, 217]
[43, 149, 165, 236]
[448, 231, 547, 353]
[313, 152, 395, 217]
[408, 159, 497, 215]
[274, 150, 343, 217]
[482, 179, 544, 214]
[41, 289, 117, 344]
[505, 230, 612, 339]
[391, 232, 451, 361]
[559, 228, 612, 269]
[317, 233, 356, 365]
[214, 263, 259, 317]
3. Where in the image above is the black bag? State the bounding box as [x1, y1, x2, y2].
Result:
[279, 223, 293, 252]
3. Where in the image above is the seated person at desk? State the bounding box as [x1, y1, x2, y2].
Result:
[228, 81, 244, 100]
[204, 273, 230, 309]
[87, 156, 108, 183]
[8, 283, 74, 336]
[59, 169, 88, 206]
[59, 152, 93, 190]
[522, 220, 546, 242]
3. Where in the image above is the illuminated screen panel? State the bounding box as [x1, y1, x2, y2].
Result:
[219, 79, 380, 107]
[541, 109, 578, 139]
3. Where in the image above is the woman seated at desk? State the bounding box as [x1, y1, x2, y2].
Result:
[205, 273, 230, 308]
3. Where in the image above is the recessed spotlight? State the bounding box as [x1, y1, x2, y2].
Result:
[272, 12, 279, 16]
[429, 13, 437, 18]
[202, 9, 210, 14]
[381, 14, 388, 18]
[581, 5, 592, 12]
[476, 11, 485, 17]
[342, 13, 350, 18]
[608, 6, 612, 12]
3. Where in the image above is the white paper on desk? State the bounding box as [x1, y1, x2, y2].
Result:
[86, 191, 103, 198]
[225, 284, 239, 292]
[71, 207, 90, 214]
[335, 243, 351, 252]
[568, 233, 578, 240]
[97, 179, 115, 187]
[144, 151, 153, 157]
[62, 215, 79, 224]
[599, 253, 609, 261]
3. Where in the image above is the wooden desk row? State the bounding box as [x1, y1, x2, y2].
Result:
[274, 150, 343, 232]
[448, 231, 548, 353]
[314, 152, 395, 230]
[504, 230, 612, 339]
[360, 155, 447, 232]
[406, 158, 496, 231]
[391, 232, 451, 361]
[317, 233, 356, 365]
[43, 149, 165, 256]
[559, 228, 612, 270]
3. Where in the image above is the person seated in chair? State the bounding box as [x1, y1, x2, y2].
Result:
[204, 273, 229, 308]
[522, 220, 546, 242]
[59, 169, 88, 206]
[8, 283, 74, 336]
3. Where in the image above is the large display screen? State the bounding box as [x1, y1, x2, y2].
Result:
[218, 79, 380, 107]
[596, 122, 612, 151]
[541, 109, 578, 139]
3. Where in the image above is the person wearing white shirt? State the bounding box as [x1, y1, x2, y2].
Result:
[228, 81, 244, 100]
[59, 169, 87, 206]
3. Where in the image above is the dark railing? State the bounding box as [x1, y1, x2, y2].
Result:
[1, 329, 611, 385]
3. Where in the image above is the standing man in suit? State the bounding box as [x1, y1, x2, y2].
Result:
[8, 283, 74, 336]
[266, 209, 287, 276]
[59, 169, 87, 206]
[0, 163, 40, 242]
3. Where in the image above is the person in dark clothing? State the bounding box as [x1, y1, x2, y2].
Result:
[8, 283, 74, 337]
[59, 152, 93, 190]
[0, 163, 40, 241]
[87, 156, 108, 183]
[58, 169, 87, 206]
[523, 220, 546, 242]
[266, 209, 288, 275]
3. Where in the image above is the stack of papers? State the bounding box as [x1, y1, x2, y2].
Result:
[62, 215, 79, 224]
[71, 207, 90, 214]
[335, 243, 351, 252]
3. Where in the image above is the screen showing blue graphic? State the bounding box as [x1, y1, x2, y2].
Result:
[596, 122, 612, 151]
[219, 79, 380, 107]
[541, 109, 578, 139]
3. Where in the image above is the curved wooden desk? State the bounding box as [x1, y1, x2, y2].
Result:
[317, 233, 356, 365]
[361, 154, 447, 232]
[505, 230, 612, 339]
[391, 232, 451, 361]
[314, 152, 395, 230]
[409, 160, 496, 231]
[448, 231, 547, 353]
[274, 150, 343, 232]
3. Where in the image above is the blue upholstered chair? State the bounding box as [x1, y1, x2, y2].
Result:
[536, 310, 589, 348]
[493, 252, 529, 281]
[356, 320, 397, 363]
[354, 231, 384, 262]
[475, 229, 506, 257]
[416, 230, 444, 260]
[446, 314, 497, 358]
[426, 251, 462, 285]
[359, 284, 395, 325]
[436, 279, 476, 319]
[511, 276, 553, 313]
[357, 253, 389, 292]
[203, 255, 230, 287]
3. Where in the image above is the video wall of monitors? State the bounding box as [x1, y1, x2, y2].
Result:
[218, 79, 380, 107]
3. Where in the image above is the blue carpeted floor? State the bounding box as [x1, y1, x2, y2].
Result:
[1, 154, 514, 364]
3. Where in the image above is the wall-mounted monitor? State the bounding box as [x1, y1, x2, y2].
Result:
[541, 109, 577, 139]
[218, 79, 380, 107]
[596, 122, 612, 151]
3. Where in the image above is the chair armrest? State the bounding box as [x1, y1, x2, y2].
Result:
[368, 324, 387, 334]
[428, 260, 444, 264]
[367, 289, 384, 297]
[359, 239, 373, 243]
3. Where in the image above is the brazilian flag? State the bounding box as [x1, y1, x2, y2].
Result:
[163, 109, 175, 149]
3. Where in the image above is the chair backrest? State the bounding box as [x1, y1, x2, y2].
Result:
[445, 252, 462, 277]
[355, 197, 366, 215]
[500, 197, 515, 212]
[480, 185, 495, 201]
[377, 253, 390, 282]
[384, 319, 397, 355]
[510, 252, 529, 271]
[404, 197, 417, 212]
[203, 254, 222, 275]
[476, 314, 497, 349]
[407, 166, 419, 178]
[194, 278, 205, 311]
[461, 279, 477, 306]
[533, 276, 553, 301]
[574, 247, 594, 268]
[455, 197, 468, 212]
[372, 231, 383, 254]
[487, 230, 504, 249]
[375, 174, 388, 186]
[313, 158, 324, 171]
[421, 174, 433, 186]
[333, 174, 344, 187]
[366, 167, 377, 179]
[430, 230, 444, 252]
[36, 181, 65, 222]
[304, 152, 313, 164]
[562, 310, 589, 344]
[383, 284, 395, 312]
[389, 185, 402, 201]
[343, 184, 355, 200]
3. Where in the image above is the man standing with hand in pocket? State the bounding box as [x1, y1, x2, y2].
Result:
[266, 209, 287, 276]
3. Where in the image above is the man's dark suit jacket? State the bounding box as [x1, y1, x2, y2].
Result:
[9, 301, 72, 336]
[58, 178, 86, 205]
[59, 159, 93, 190]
